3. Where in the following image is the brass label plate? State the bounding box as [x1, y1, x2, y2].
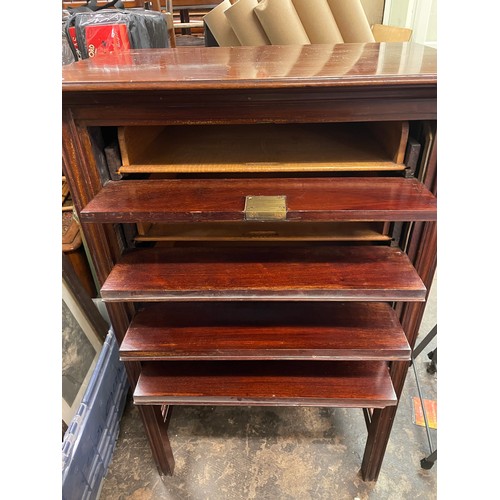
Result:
[244, 195, 287, 221]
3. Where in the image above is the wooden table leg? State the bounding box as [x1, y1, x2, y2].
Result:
[361, 362, 409, 481]
[361, 220, 437, 481]
[136, 405, 176, 476]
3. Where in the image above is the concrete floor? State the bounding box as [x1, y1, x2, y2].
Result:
[99, 278, 437, 500]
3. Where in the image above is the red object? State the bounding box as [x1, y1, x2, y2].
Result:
[68, 26, 80, 57]
[84, 24, 131, 58]
[69, 26, 78, 49]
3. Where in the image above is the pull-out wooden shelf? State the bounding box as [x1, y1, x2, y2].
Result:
[81, 177, 436, 223]
[134, 360, 397, 408]
[117, 122, 408, 174]
[134, 222, 391, 243]
[100, 245, 426, 302]
[120, 302, 410, 361]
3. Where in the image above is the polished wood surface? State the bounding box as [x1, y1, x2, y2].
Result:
[100, 245, 426, 302]
[62, 42, 437, 481]
[82, 178, 436, 223]
[120, 302, 410, 361]
[62, 43, 437, 91]
[134, 360, 397, 408]
[361, 136, 437, 480]
[62, 44, 437, 127]
[62, 45, 436, 126]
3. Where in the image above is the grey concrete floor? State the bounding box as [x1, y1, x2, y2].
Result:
[99, 278, 437, 500]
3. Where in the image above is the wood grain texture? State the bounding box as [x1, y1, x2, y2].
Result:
[360, 132, 437, 482]
[116, 122, 407, 173]
[133, 222, 390, 242]
[61, 43, 437, 92]
[136, 405, 175, 476]
[120, 302, 410, 361]
[118, 126, 165, 166]
[134, 360, 397, 407]
[62, 44, 436, 125]
[81, 178, 437, 223]
[367, 121, 409, 164]
[62, 42, 437, 481]
[62, 113, 134, 343]
[100, 245, 426, 302]
[66, 91, 437, 126]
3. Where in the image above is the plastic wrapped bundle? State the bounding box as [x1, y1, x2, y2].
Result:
[65, 8, 170, 60]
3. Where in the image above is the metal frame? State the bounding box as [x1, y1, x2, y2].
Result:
[411, 324, 437, 469]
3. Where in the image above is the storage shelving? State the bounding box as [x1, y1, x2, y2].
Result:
[62, 42, 437, 482]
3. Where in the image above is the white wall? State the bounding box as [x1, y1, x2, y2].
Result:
[383, 0, 437, 47]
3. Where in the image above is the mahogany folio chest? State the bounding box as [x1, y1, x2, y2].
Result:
[62, 42, 437, 481]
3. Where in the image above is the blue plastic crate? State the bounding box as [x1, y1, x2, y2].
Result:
[62, 329, 129, 500]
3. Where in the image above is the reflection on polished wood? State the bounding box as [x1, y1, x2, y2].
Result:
[134, 360, 397, 408]
[62, 44, 436, 127]
[100, 245, 427, 302]
[120, 302, 410, 361]
[81, 178, 437, 223]
[62, 43, 437, 91]
[62, 42, 437, 482]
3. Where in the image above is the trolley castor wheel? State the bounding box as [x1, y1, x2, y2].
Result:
[426, 348, 437, 374]
[426, 363, 437, 374]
